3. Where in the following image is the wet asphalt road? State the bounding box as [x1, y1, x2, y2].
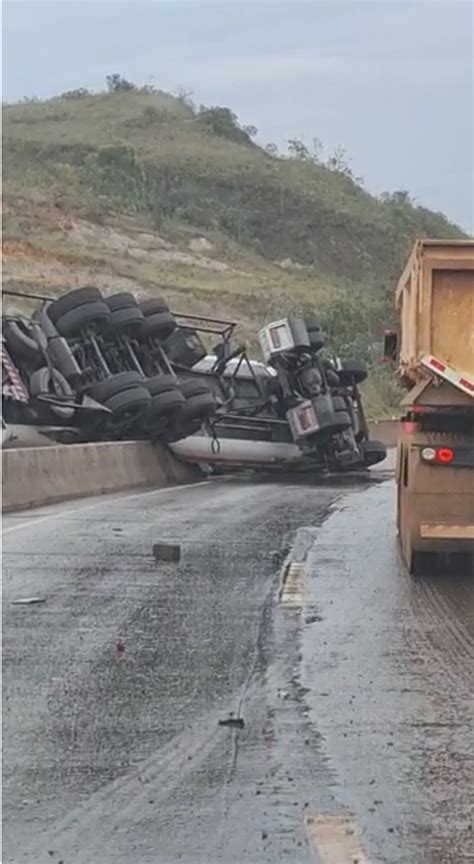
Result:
[2, 469, 473, 864]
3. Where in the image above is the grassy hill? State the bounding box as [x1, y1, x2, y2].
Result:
[2, 81, 466, 415]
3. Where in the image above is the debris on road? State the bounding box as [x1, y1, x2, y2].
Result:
[218, 716, 245, 729]
[12, 596, 46, 605]
[305, 613, 323, 624]
[115, 639, 126, 660]
[153, 543, 181, 563]
[305, 811, 371, 864]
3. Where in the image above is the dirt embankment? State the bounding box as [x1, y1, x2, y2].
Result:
[2, 198, 247, 302]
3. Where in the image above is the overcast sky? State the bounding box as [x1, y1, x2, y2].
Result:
[3, 0, 473, 230]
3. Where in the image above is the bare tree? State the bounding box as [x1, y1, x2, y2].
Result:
[287, 138, 310, 160]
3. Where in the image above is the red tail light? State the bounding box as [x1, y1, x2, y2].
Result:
[436, 447, 454, 464]
[421, 446, 455, 464]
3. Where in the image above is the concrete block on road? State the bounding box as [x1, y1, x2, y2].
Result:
[152, 543, 181, 563]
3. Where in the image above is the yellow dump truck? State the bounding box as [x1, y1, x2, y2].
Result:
[386, 239, 474, 572]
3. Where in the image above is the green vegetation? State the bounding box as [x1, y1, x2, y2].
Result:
[2, 79, 465, 416]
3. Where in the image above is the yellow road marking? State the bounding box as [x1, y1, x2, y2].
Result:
[304, 812, 371, 863]
[279, 561, 305, 608]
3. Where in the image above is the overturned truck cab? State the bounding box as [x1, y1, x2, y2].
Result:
[172, 313, 387, 474]
[258, 315, 385, 471]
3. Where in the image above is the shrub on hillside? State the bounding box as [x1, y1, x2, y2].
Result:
[82, 145, 147, 212]
[106, 74, 136, 93]
[305, 290, 393, 364]
[142, 106, 161, 124]
[197, 106, 253, 144]
[59, 88, 91, 100]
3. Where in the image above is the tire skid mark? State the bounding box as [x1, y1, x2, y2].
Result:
[33, 712, 222, 857]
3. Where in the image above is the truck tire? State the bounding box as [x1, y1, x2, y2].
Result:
[104, 386, 151, 418]
[105, 292, 138, 311]
[326, 369, 341, 387]
[361, 439, 387, 466]
[305, 320, 325, 351]
[29, 367, 75, 420]
[105, 306, 144, 335]
[148, 389, 186, 418]
[164, 416, 204, 443]
[399, 493, 431, 575]
[3, 319, 42, 365]
[332, 410, 352, 430]
[399, 485, 416, 574]
[89, 372, 143, 402]
[55, 301, 110, 337]
[332, 395, 348, 412]
[338, 360, 368, 386]
[308, 331, 325, 351]
[47, 287, 102, 324]
[179, 379, 212, 398]
[142, 311, 176, 340]
[139, 297, 170, 316]
[145, 374, 178, 396]
[181, 391, 217, 421]
[163, 327, 207, 367]
[321, 358, 341, 387]
[304, 316, 320, 330]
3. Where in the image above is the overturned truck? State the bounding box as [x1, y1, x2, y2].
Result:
[2, 286, 386, 472]
[170, 314, 386, 472]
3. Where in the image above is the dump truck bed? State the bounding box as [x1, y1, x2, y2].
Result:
[396, 240, 474, 387]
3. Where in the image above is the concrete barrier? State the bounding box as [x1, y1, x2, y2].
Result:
[368, 419, 400, 448]
[2, 422, 401, 512]
[2, 441, 201, 512]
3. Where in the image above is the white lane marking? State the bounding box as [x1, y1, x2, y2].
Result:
[2, 481, 211, 536]
[305, 812, 371, 863]
[279, 561, 306, 608]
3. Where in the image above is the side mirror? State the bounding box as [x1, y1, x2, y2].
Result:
[383, 329, 398, 362]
